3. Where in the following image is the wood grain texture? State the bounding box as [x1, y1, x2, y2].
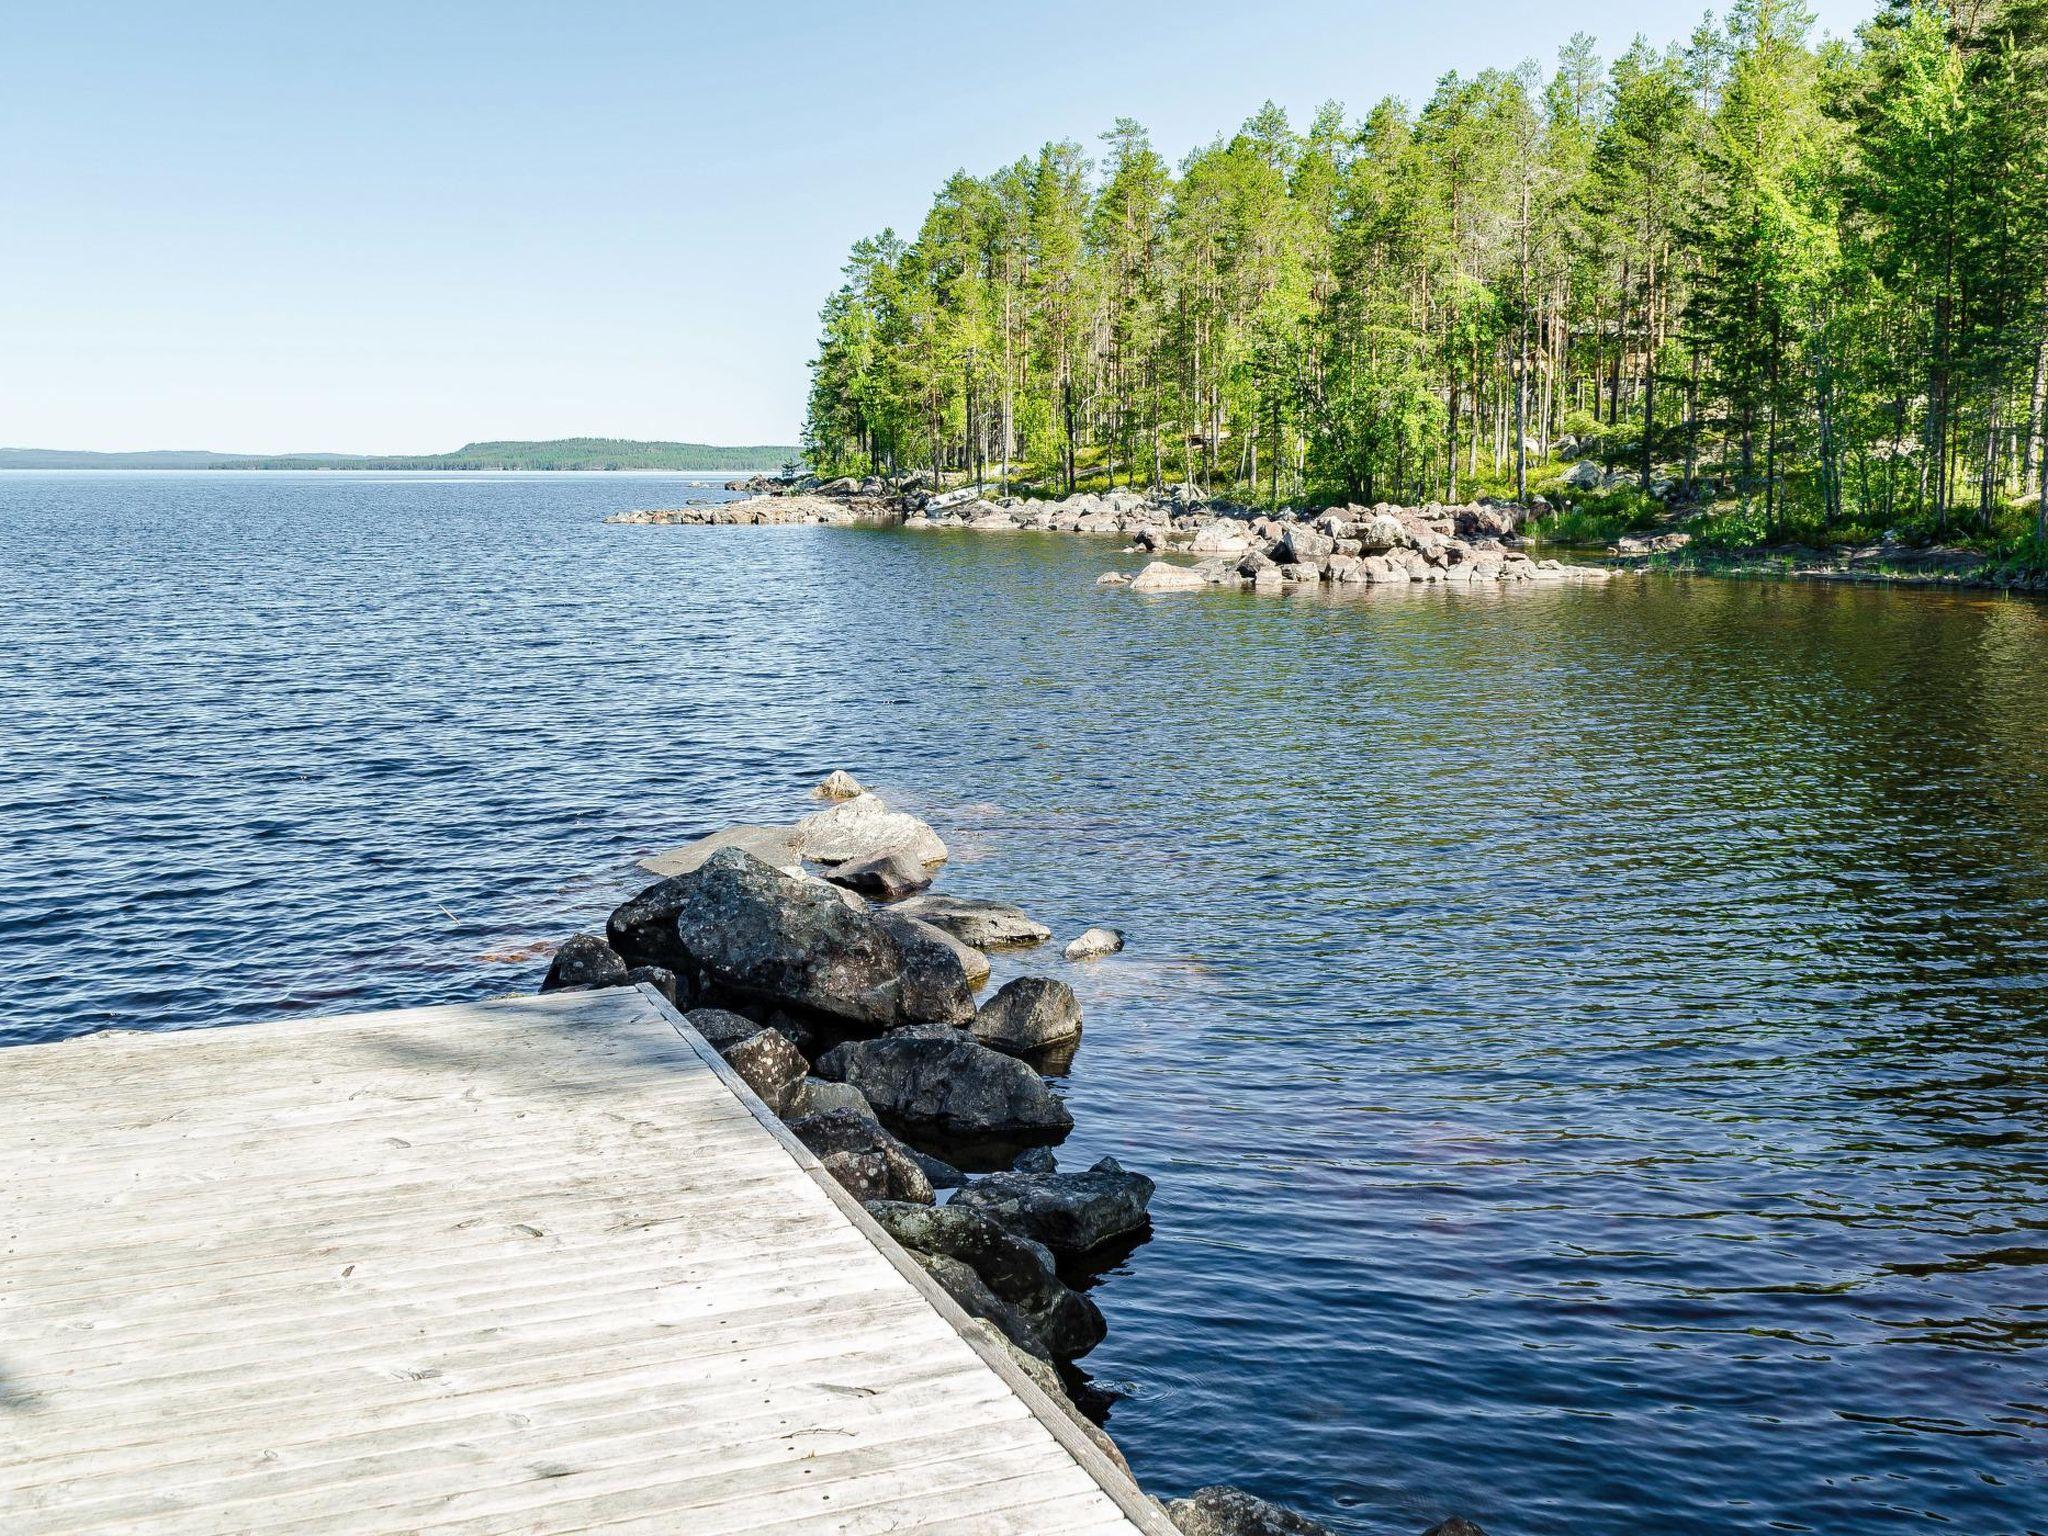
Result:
[0, 987, 1172, 1534]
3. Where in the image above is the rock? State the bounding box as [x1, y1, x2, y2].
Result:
[971, 976, 1082, 1055]
[875, 908, 988, 1000]
[637, 823, 803, 879]
[907, 1147, 968, 1189]
[1166, 1487, 1339, 1536]
[1189, 522, 1253, 555]
[795, 793, 948, 866]
[1277, 525, 1334, 564]
[540, 933, 629, 993]
[1129, 561, 1208, 593]
[957, 1319, 1132, 1477]
[1353, 512, 1409, 554]
[718, 1027, 809, 1117]
[611, 849, 972, 1028]
[801, 1076, 875, 1121]
[624, 964, 687, 1008]
[866, 1198, 1105, 1359]
[814, 1033, 1073, 1150]
[1063, 927, 1124, 960]
[684, 1006, 765, 1052]
[1015, 1146, 1058, 1174]
[788, 1108, 934, 1204]
[907, 1251, 1051, 1361]
[949, 1157, 1154, 1255]
[1565, 459, 1604, 490]
[1420, 1522, 1489, 1536]
[890, 894, 1051, 950]
[1096, 570, 1132, 585]
[825, 848, 933, 900]
[864, 1200, 1059, 1311]
[813, 769, 866, 800]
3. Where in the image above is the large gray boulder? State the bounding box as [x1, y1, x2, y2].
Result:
[949, 1156, 1153, 1255]
[540, 933, 628, 992]
[795, 793, 947, 866]
[970, 976, 1082, 1055]
[788, 1108, 933, 1205]
[1166, 1487, 1339, 1536]
[607, 849, 973, 1028]
[814, 1032, 1073, 1148]
[890, 894, 1051, 950]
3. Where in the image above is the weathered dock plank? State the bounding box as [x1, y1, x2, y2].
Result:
[0, 986, 1170, 1534]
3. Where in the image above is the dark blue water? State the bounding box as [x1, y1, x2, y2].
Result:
[4, 472, 2047, 1535]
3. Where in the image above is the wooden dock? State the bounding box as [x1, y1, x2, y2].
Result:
[0, 986, 1172, 1535]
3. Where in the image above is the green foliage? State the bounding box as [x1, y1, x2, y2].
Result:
[806, 1, 2048, 547]
[1531, 485, 1665, 543]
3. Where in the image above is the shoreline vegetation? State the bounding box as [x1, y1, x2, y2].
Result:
[0, 438, 803, 473]
[534, 773, 1487, 1536]
[799, 1, 2048, 588]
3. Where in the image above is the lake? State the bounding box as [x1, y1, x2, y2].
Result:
[3, 471, 2045, 1535]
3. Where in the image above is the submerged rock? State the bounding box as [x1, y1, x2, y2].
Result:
[1063, 926, 1125, 960]
[608, 849, 972, 1028]
[971, 976, 1082, 1055]
[1166, 1487, 1339, 1536]
[813, 768, 866, 800]
[795, 792, 948, 866]
[949, 1156, 1154, 1255]
[637, 823, 803, 879]
[814, 1032, 1073, 1148]
[1420, 1522, 1489, 1536]
[891, 894, 1051, 950]
[540, 933, 629, 993]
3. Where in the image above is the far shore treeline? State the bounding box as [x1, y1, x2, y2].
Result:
[802, 0, 2048, 558]
[0, 439, 803, 473]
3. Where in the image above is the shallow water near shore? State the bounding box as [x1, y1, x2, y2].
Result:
[5, 471, 2047, 1535]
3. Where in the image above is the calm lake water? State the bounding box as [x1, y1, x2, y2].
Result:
[4, 471, 2047, 1535]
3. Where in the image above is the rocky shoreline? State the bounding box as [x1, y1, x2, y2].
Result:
[535, 773, 1488, 1536]
[619, 473, 2048, 601]
[611, 476, 1605, 594]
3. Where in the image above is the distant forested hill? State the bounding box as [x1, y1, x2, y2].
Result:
[0, 439, 801, 472]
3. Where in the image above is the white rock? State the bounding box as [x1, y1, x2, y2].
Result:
[814, 769, 866, 800]
[1128, 561, 1208, 593]
[795, 793, 948, 866]
[1063, 927, 1125, 960]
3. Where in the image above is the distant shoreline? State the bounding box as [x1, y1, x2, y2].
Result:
[0, 437, 802, 474]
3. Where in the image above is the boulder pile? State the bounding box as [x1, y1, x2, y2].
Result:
[534, 772, 1490, 1536]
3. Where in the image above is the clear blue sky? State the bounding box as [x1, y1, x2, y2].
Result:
[2, 0, 1875, 453]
